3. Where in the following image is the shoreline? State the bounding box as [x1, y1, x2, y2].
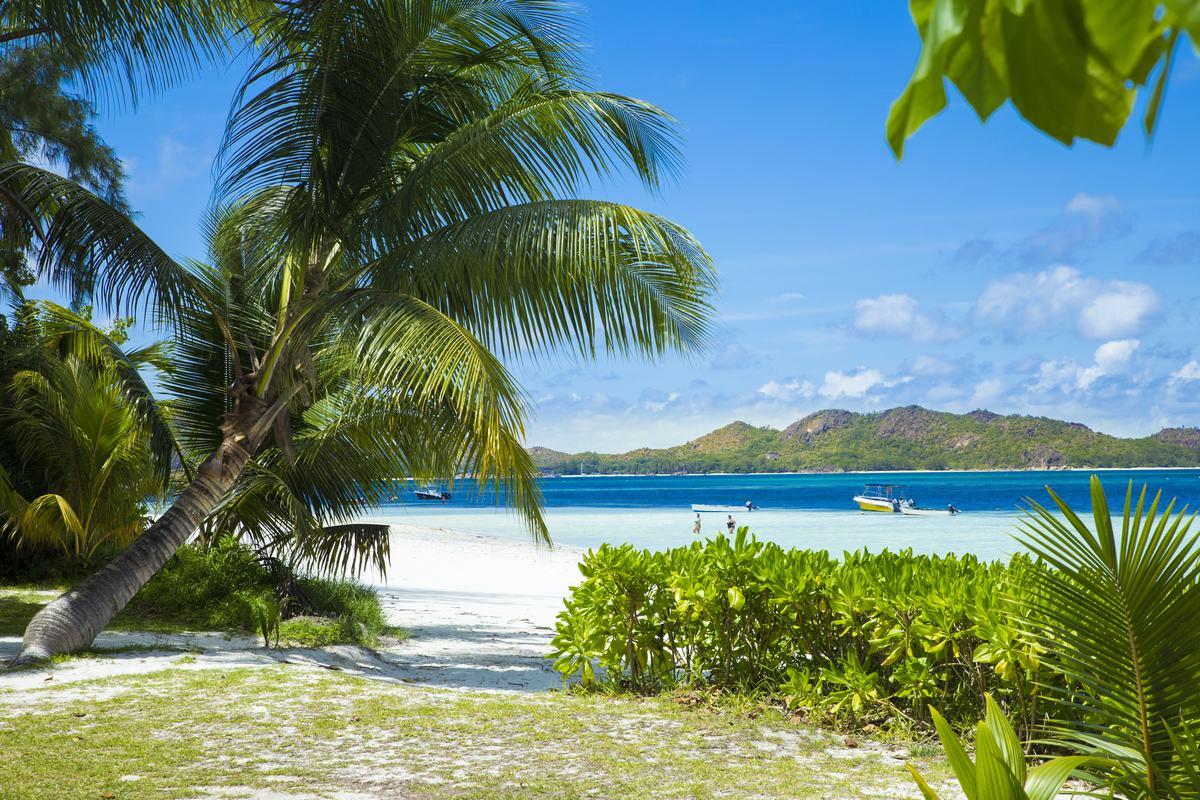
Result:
[554, 466, 1200, 476]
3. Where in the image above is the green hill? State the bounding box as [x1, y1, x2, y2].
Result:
[529, 406, 1200, 474]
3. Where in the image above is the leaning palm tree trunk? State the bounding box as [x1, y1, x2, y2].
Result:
[14, 413, 262, 665]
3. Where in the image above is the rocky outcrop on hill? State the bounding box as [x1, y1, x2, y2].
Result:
[1154, 427, 1200, 449]
[780, 409, 855, 443]
[1022, 445, 1066, 469]
[875, 405, 940, 440]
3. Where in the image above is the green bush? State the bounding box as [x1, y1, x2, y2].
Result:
[550, 529, 1049, 734]
[118, 537, 386, 646]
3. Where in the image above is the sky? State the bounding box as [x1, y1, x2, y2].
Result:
[55, 1, 1200, 452]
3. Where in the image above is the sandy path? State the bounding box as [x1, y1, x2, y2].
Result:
[366, 524, 583, 690]
[0, 525, 584, 692]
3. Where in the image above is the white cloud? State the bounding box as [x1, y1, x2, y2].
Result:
[1171, 360, 1200, 382]
[1077, 339, 1140, 389]
[819, 368, 885, 399]
[1033, 339, 1140, 393]
[975, 266, 1158, 339]
[757, 378, 815, 402]
[773, 292, 807, 304]
[971, 378, 1007, 406]
[853, 293, 962, 343]
[639, 390, 681, 413]
[1065, 192, 1121, 219]
[1078, 284, 1158, 338]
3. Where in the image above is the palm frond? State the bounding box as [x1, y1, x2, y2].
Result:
[335, 289, 546, 539]
[368, 200, 716, 360]
[1, 0, 252, 106]
[1017, 477, 1200, 797]
[376, 87, 683, 238]
[0, 162, 199, 323]
[33, 300, 188, 481]
[215, 0, 586, 215]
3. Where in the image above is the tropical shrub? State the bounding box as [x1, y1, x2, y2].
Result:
[550, 528, 1048, 732]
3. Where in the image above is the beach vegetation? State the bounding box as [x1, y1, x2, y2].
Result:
[907, 696, 1106, 800]
[1015, 477, 1200, 799]
[0, 301, 179, 564]
[2, 538, 388, 646]
[551, 528, 1044, 733]
[556, 477, 1200, 797]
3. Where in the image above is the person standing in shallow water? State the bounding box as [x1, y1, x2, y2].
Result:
[693, 514, 702, 535]
[726, 514, 736, 534]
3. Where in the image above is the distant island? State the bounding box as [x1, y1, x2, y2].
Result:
[529, 406, 1200, 474]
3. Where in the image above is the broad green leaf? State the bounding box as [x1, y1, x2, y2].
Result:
[945, 0, 1009, 120]
[975, 730, 1025, 800]
[1080, 0, 1157, 73]
[984, 695, 1026, 786]
[887, 0, 970, 157]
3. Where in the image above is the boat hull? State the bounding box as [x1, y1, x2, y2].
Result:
[900, 507, 959, 517]
[691, 504, 754, 513]
[853, 496, 896, 512]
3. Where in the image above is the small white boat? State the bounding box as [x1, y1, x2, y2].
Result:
[415, 486, 451, 501]
[691, 503, 757, 513]
[853, 484, 904, 513]
[900, 504, 961, 517]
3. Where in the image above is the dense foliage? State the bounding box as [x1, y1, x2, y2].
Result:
[0, 302, 176, 564]
[531, 406, 1200, 474]
[550, 530, 1047, 733]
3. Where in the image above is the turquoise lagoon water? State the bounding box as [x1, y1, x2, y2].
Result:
[367, 469, 1200, 561]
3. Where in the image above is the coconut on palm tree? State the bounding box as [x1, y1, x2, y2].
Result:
[5, 0, 716, 663]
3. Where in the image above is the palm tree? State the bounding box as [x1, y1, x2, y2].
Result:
[0, 302, 180, 561]
[6, 0, 715, 663]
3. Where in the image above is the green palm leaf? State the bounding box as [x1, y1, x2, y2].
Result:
[0, 163, 200, 322]
[34, 300, 188, 481]
[1017, 476, 1200, 797]
[370, 200, 715, 359]
[2, 0, 251, 104]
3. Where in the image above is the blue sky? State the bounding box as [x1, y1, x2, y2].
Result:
[57, 1, 1200, 451]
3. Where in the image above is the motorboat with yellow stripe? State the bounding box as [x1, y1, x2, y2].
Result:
[853, 484, 904, 513]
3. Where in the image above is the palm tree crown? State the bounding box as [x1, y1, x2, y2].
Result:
[4, 0, 716, 660]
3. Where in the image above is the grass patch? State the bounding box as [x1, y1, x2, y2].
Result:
[0, 666, 954, 800]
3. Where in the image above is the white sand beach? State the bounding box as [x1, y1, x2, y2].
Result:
[0, 524, 584, 693]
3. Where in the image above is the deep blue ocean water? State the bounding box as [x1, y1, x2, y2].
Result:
[394, 469, 1200, 513]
